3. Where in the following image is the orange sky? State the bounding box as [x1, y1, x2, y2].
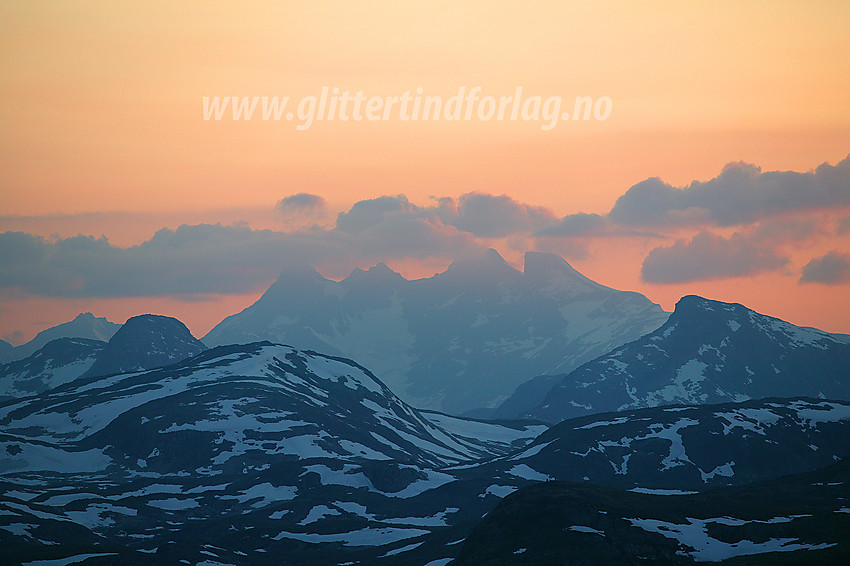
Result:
[1, 1, 849, 342]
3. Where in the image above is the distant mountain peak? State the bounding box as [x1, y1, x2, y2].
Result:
[84, 314, 207, 377]
[443, 248, 520, 280]
[256, 264, 332, 302]
[343, 262, 404, 284]
[7, 311, 121, 361]
[368, 261, 399, 276]
[673, 295, 746, 314]
[119, 313, 196, 334]
[273, 262, 325, 282]
[522, 251, 598, 287]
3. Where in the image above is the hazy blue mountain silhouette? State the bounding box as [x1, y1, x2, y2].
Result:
[204, 249, 668, 414]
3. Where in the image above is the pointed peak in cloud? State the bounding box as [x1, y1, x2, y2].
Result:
[367, 262, 402, 277]
[262, 264, 329, 299]
[342, 262, 404, 285]
[273, 262, 325, 282]
[522, 251, 605, 294]
[524, 251, 579, 277]
[443, 248, 519, 280]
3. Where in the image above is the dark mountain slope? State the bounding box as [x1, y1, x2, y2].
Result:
[455, 458, 850, 565]
[83, 314, 207, 377]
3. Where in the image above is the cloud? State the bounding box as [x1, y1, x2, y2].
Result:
[275, 193, 327, 218]
[0, 207, 484, 298]
[799, 251, 850, 285]
[609, 156, 850, 228]
[335, 192, 556, 240]
[533, 213, 607, 237]
[336, 195, 415, 234]
[6, 191, 552, 299]
[3, 158, 843, 301]
[837, 215, 850, 235]
[641, 232, 789, 284]
[0, 227, 305, 297]
[349, 215, 479, 260]
[448, 193, 556, 238]
[747, 216, 822, 245]
[533, 212, 663, 239]
[530, 236, 592, 261]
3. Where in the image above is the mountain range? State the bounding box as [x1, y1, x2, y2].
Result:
[204, 249, 669, 414]
[2, 339, 849, 565]
[2, 252, 850, 565]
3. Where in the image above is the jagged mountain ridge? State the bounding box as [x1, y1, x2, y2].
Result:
[516, 295, 850, 423]
[204, 249, 669, 414]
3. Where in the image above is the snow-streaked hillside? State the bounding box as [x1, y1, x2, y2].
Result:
[480, 398, 850, 491]
[0, 341, 545, 565]
[0, 338, 104, 401]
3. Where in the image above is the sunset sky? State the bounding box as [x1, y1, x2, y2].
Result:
[1, 1, 849, 343]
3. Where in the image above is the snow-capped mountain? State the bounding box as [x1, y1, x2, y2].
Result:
[83, 314, 207, 377]
[455, 457, 850, 565]
[204, 249, 669, 414]
[0, 338, 105, 401]
[7, 312, 120, 361]
[520, 295, 850, 423]
[2, 339, 849, 565]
